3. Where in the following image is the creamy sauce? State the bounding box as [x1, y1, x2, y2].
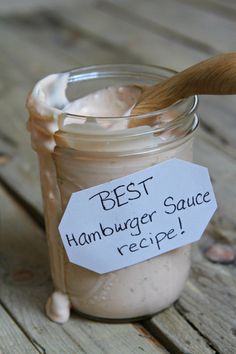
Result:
[63, 85, 140, 117]
[27, 73, 192, 322]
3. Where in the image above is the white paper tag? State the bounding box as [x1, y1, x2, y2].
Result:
[58, 159, 217, 274]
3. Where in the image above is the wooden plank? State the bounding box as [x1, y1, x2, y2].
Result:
[195, 130, 236, 228]
[198, 96, 236, 157]
[103, 0, 236, 52]
[176, 244, 236, 354]
[0, 305, 39, 354]
[0, 0, 85, 15]
[144, 306, 216, 354]
[177, 0, 236, 14]
[0, 85, 43, 213]
[0, 14, 140, 67]
[0, 185, 168, 354]
[209, 0, 236, 10]
[58, 1, 211, 71]
[63, 319, 169, 354]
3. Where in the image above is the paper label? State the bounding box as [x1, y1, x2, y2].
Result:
[58, 159, 217, 274]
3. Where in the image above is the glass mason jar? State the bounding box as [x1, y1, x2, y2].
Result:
[27, 64, 199, 323]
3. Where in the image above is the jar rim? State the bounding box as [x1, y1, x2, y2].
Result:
[28, 64, 199, 144]
[28, 64, 199, 155]
[62, 63, 198, 121]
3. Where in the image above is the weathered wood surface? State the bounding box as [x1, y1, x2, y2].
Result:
[177, 245, 236, 354]
[144, 305, 216, 354]
[104, 0, 236, 52]
[0, 0, 236, 353]
[0, 186, 168, 354]
[0, 304, 39, 354]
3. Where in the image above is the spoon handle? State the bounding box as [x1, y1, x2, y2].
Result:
[132, 53, 236, 115]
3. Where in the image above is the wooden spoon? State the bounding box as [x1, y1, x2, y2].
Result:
[129, 53, 236, 127]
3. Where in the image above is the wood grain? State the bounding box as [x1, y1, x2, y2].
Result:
[0, 185, 168, 354]
[144, 306, 216, 354]
[178, 0, 236, 15]
[177, 244, 236, 354]
[198, 95, 236, 158]
[103, 0, 236, 52]
[0, 0, 80, 15]
[0, 305, 39, 354]
[58, 0, 209, 71]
